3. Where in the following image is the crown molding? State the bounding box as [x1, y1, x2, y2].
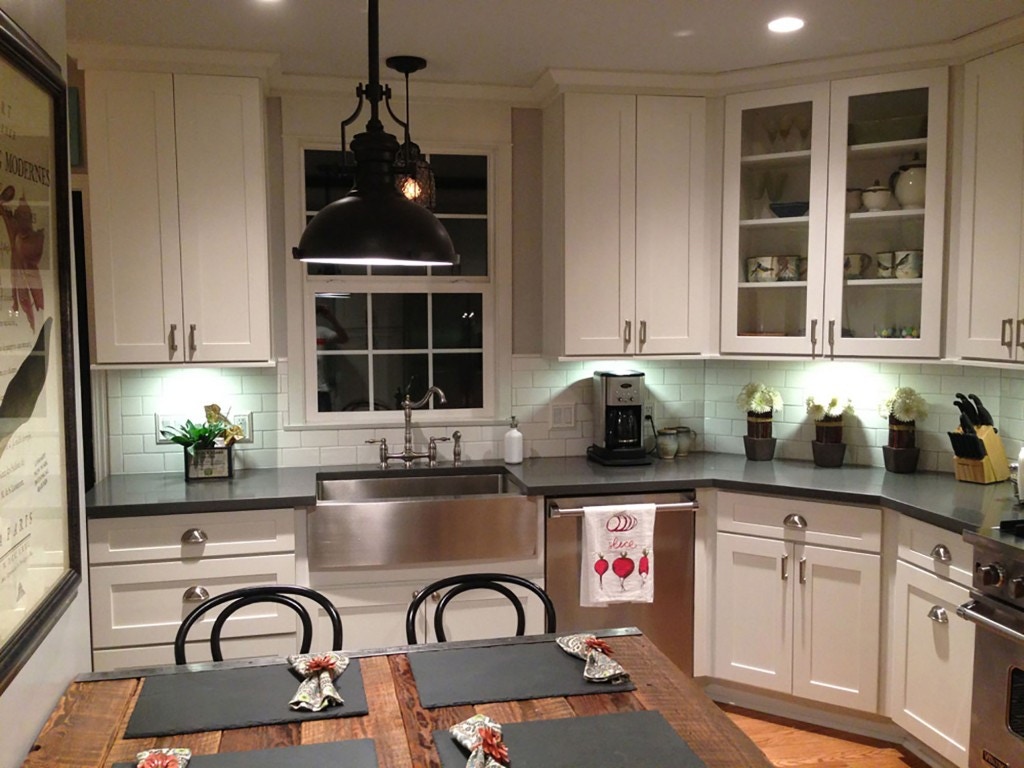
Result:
[67, 41, 280, 80]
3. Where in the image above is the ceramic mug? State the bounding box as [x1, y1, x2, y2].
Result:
[893, 249, 923, 279]
[861, 186, 891, 212]
[844, 252, 872, 279]
[773, 254, 801, 281]
[876, 251, 896, 278]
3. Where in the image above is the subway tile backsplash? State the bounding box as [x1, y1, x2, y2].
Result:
[100, 357, 1024, 476]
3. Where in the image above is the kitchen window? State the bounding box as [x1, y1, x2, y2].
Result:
[302, 150, 493, 421]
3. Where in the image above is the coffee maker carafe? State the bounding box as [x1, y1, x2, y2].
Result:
[587, 371, 652, 466]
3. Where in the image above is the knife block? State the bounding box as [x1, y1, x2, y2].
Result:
[953, 425, 1010, 484]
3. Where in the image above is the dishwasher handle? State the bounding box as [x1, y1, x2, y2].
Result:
[548, 499, 699, 518]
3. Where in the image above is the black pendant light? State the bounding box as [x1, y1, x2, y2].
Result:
[386, 55, 436, 210]
[292, 0, 458, 267]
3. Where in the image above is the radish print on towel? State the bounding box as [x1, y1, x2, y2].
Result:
[612, 553, 634, 590]
[593, 553, 609, 587]
[639, 548, 650, 583]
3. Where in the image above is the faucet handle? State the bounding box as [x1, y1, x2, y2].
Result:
[452, 431, 462, 465]
[365, 438, 389, 468]
[427, 435, 450, 467]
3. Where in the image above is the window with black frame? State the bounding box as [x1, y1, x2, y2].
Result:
[303, 150, 489, 415]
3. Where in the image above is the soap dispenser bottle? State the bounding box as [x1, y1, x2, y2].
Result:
[504, 416, 523, 464]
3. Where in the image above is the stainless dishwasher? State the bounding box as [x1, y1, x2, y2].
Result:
[545, 491, 697, 674]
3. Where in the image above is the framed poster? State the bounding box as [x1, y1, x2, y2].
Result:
[0, 10, 80, 693]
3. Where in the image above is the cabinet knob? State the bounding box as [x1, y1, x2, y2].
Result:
[930, 543, 951, 563]
[181, 528, 208, 544]
[183, 585, 210, 603]
[783, 513, 808, 529]
[927, 605, 948, 624]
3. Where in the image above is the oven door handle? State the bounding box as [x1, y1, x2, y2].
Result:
[548, 500, 699, 517]
[957, 600, 1024, 643]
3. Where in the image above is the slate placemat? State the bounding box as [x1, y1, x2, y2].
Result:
[435, 711, 706, 768]
[113, 739, 377, 768]
[124, 660, 368, 738]
[407, 640, 635, 708]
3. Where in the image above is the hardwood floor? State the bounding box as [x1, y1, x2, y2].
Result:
[721, 704, 932, 768]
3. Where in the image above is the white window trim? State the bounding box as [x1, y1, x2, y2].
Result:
[283, 132, 513, 430]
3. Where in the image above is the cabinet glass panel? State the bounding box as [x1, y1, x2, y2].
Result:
[840, 88, 928, 341]
[736, 101, 814, 338]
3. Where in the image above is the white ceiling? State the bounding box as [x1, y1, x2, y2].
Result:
[66, 0, 1024, 88]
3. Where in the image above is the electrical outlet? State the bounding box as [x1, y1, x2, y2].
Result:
[229, 413, 254, 443]
[550, 403, 575, 429]
[643, 404, 655, 419]
[155, 412, 253, 443]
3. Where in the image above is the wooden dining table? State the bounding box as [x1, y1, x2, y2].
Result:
[20, 628, 771, 767]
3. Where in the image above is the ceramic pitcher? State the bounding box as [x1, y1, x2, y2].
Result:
[890, 159, 926, 209]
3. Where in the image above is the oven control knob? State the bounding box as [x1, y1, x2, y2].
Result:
[978, 563, 1006, 587]
[1011, 577, 1024, 599]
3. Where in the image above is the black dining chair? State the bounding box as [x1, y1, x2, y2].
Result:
[405, 573, 557, 644]
[173, 584, 343, 664]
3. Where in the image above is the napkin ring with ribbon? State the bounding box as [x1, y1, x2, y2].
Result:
[450, 714, 510, 768]
[556, 633, 630, 684]
[136, 748, 191, 768]
[287, 651, 349, 711]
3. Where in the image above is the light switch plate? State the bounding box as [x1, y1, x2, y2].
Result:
[550, 403, 575, 429]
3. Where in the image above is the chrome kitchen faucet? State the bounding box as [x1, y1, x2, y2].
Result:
[367, 385, 456, 468]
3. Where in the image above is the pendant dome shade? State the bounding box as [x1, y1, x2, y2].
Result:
[294, 185, 458, 266]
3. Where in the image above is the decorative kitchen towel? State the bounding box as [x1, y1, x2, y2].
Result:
[287, 651, 348, 711]
[450, 714, 510, 767]
[556, 634, 630, 684]
[581, 503, 656, 606]
[136, 749, 191, 768]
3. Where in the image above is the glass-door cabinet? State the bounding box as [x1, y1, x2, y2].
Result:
[721, 83, 830, 356]
[721, 69, 947, 358]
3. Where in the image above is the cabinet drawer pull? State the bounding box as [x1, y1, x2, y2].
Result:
[183, 585, 210, 603]
[810, 318, 818, 357]
[623, 320, 632, 346]
[169, 323, 178, 353]
[1002, 318, 1014, 351]
[1017, 319, 1024, 351]
[781, 554, 789, 581]
[930, 543, 951, 563]
[181, 528, 208, 544]
[827, 319, 835, 359]
[799, 557, 807, 584]
[189, 323, 198, 357]
[927, 605, 948, 624]
[783, 513, 808, 529]
[639, 319, 647, 349]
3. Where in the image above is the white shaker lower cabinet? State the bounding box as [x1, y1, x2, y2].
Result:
[88, 508, 298, 671]
[889, 515, 975, 767]
[85, 70, 271, 365]
[713, 492, 882, 712]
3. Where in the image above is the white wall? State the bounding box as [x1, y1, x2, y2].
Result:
[0, 4, 92, 767]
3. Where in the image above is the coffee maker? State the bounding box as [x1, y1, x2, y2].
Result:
[587, 371, 651, 466]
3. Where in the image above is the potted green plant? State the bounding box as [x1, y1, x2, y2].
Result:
[737, 382, 782, 461]
[879, 386, 927, 473]
[160, 414, 239, 481]
[806, 393, 854, 467]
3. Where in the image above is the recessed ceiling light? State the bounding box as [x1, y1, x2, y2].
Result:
[768, 16, 805, 33]
[673, 29, 695, 38]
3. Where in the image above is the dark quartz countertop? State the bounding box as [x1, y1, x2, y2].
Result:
[85, 453, 1024, 538]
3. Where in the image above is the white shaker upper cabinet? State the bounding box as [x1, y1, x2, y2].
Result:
[956, 43, 1024, 362]
[543, 92, 706, 357]
[86, 71, 271, 365]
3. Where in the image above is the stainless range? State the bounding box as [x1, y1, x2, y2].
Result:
[959, 525, 1024, 768]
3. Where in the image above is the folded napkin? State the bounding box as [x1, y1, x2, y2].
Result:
[287, 651, 349, 711]
[450, 714, 510, 768]
[556, 633, 630, 684]
[136, 749, 191, 768]
[580, 504, 656, 607]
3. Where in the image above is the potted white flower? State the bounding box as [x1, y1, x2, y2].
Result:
[737, 382, 783, 461]
[879, 386, 927, 473]
[805, 393, 854, 467]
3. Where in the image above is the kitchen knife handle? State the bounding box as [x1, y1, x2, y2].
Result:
[169, 323, 178, 354]
[827, 319, 835, 359]
[623, 319, 632, 347]
[1017, 319, 1024, 351]
[1002, 318, 1014, 351]
[639, 320, 647, 349]
[189, 323, 198, 357]
[810, 318, 818, 357]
